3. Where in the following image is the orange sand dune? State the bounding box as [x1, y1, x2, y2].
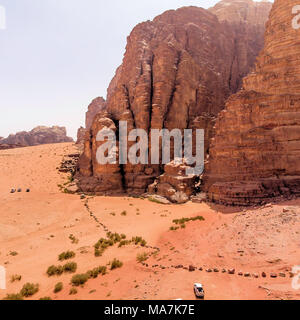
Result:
[0, 143, 299, 300]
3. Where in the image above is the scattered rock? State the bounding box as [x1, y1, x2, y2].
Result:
[10, 189, 16, 193]
[189, 265, 196, 272]
[270, 273, 277, 278]
[279, 273, 286, 278]
[228, 269, 235, 275]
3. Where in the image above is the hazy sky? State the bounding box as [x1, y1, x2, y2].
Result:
[0, 0, 271, 139]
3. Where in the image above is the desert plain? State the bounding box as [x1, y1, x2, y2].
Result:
[0, 142, 299, 300]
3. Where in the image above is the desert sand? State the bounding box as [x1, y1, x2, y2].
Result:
[0, 142, 299, 300]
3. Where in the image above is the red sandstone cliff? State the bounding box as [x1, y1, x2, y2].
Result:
[204, 0, 300, 205]
[76, 97, 107, 144]
[77, 0, 272, 199]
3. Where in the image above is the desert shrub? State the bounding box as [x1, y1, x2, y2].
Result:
[20, 283, 39, 297]
[10, 274, 22, 283]
[87, 265, 107, 279]
[63, 262, 77, 273]
[97, 266, 107, 275]
[173, 216, 204, 225]
[118, 240, 131, 248]
[58, 250, 75, 261]
[47, 265, 63, 276]
[132, 236, 147, 246]
[110, 259, 123, 270]
[148, 197, 165, 204]
[170, 216, 205, 230]
[137, 252, 148, 263]
[121, 211, 127, 216]
[94, 247, 104, 257]
[71, 273, 89, 286]
[54, 282, 63, 293]
[69, 288, 78, 295]
[87, 268, 100, 279]
[9, 251, 18, 256]
[40, 297, 52, 300]
[69, 234, 79, 244]
[3, 293, 23, 300]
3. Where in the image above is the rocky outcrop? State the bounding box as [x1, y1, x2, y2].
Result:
[77, 0, 272, 198]
[76, 97, 106, 144]
[85, 97, 106, 130]
[76, 126, 86, 145]
[148, 160, 198, 203]
[0, 126, 73, 147]
[204, 0, 300, 205]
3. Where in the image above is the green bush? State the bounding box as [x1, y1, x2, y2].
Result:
[69, 234, 79, 244]
[10, 274, 22, 282]
[71, 273, 89, 286]
[110, 259, 123, 270]
[47, 265, 63, 276]
[63, 262, 77, 273]
[69, 288, 78, 295]
[3, 293, 23, 300]
[20, 283, 39, 297]
[137, 252, 148, 263]
[58, 250, 75, 261]
[87, 265, 107, 279]
[54, 282, 63, 293]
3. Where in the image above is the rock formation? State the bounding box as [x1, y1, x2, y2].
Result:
[204, 0, 300, 205]
[76, 127, 86, 145]
[76, 97, 106, 144]
[0, 126, 73, 147]
[148, 160, 198, 203]
[77, 0, 272, 199]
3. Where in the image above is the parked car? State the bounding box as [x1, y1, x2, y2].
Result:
[194, 283, 205, 299]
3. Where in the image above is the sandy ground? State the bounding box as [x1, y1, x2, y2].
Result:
[0, 142, 299, 300]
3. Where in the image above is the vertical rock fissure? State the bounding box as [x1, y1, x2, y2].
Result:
[163, 51, 181, 129]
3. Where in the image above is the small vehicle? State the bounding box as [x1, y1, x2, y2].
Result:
[194, 283, 205, 299]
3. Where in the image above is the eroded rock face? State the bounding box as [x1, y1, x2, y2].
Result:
[76, 97, 107, 145]
[77, 0, 272, 197]
[76, 127, 86, 145]
[204, 0, 300, 205]
[0, 126, 73, 147]
[85, 97, 106, 130]
[149, 160, 198, 203]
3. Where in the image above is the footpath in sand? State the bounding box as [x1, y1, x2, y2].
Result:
[0, 143, 299, 300]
